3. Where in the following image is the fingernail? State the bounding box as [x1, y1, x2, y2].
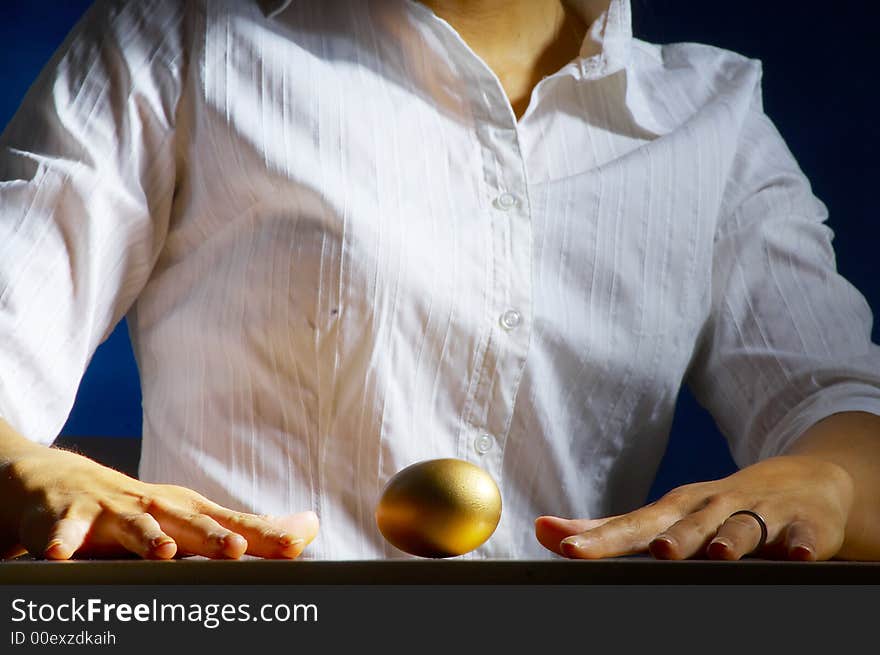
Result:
[211, 533, 235, 554]
[649, 535, 676, 556]
[709, 537, 732, 550]
[560, 536, 586, 551]
[150, 537, 174, 549]
[44, 540, 69, 559]
[708, 538, 735, 559]
[45, 539, 66, 555]
[223, 533, 248, 551]
[789, 544, 815, 560]
[278, 534, 304, 548]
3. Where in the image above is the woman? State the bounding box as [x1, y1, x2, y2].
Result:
[1, 0, 878, 561]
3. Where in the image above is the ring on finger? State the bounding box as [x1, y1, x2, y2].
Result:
[726, 509, 768, 552]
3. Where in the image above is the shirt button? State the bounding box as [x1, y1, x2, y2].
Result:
[494, 192, 519, 211]
[474, 433, 494, 455]
[499, 309, 522, 330]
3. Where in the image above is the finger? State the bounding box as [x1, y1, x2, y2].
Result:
[206, 509, 319, 559]
[783, 520, 819, 561]
[0, 542, 28, 560]
[108, 513, 177, 560]
[558, 504, 684, 559]
[648, 500, 733, 560]
[19, 503, 99, 560]
[707, 510, 772, 560]
[534, 516, 617, 556]
[43, 515, 94, 560]
[264, 512, 320, 556]
[152, 509, 248, 559]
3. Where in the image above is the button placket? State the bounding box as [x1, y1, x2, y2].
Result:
[458, 97, 532, 461]
[444, 41, 532, 562]
[420, 9, 538, 558]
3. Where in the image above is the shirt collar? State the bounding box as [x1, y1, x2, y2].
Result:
[570, 0, 632, 77]
[256, 1, 659, 133]
[257, 0, 633, 71]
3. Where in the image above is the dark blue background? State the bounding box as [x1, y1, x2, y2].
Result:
[1, 2, 877, 500]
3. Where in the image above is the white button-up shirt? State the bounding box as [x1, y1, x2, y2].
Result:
[1, 0, 879, 559]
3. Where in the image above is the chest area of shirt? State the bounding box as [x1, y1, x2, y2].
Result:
[171, 8, 735, 350]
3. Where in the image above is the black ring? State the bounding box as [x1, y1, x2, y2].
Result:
[728, 509, 768, 552]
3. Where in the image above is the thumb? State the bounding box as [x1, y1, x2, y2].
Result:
[534, 515, 616, 556]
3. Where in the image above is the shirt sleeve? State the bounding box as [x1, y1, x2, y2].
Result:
[0, 0, 187, 443]
[685, 72, 880, 468]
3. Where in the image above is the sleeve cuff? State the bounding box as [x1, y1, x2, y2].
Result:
[755, 383, 880, 463]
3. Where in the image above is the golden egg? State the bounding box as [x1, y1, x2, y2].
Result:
[375, 458, 502, 558]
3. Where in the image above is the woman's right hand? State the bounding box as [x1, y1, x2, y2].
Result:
[0, 426, 319, 560]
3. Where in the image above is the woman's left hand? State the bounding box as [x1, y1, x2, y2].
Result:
[535, 455, 854, 561]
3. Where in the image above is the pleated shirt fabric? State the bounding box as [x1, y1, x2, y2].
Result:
[1, 0, 879, 559]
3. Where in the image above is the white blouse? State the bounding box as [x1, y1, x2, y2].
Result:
[1, 0, 878, 559]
